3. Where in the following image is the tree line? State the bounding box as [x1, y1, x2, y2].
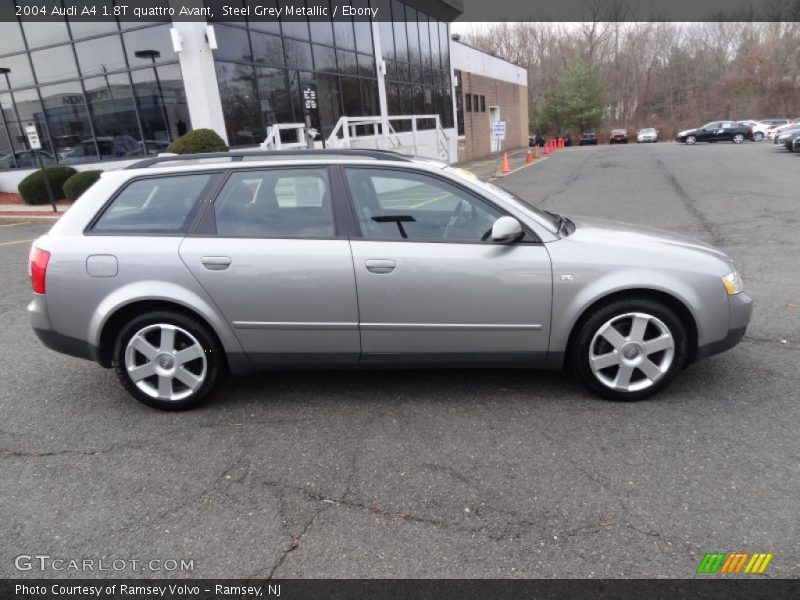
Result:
[462, 22, 800, 138]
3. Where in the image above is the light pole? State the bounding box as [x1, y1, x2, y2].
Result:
[0, 67, 25, 169]
[134, 50, 171, 146]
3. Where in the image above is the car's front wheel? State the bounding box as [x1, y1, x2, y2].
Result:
[685, 135, 697, 145]
[732, 133, 745, 144]
[113, 311, 222, 410]
[571, 298, 688, 401]
[754, 132, 764, 142]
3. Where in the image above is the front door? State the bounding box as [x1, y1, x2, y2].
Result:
[343, 166, 552, 362]
[179, 167, 360, 364]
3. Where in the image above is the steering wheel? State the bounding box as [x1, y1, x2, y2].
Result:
[443, 199, 469, 240]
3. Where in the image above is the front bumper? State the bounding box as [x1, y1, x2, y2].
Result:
[28, 295, 97, 362]
[695, 292, 753, 360]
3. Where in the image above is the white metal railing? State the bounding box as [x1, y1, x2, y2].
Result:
[325, 114, 451, 162]
[260, 123, 308, 151]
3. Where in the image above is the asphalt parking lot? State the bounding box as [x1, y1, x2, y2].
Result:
[1, 141, 799, 579]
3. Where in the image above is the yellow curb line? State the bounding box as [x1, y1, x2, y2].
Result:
[489, 157, 548, 181]
[0, 238, 35, 247]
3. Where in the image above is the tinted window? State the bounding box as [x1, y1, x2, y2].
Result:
[345, 168, 503, 242]
[213, 169, 335, 238]
[93, 174, 212, 233]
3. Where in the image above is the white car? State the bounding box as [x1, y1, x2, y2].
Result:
[737, 120, 769, 141]
[636, 128, 658, 143]
[764, 119, 793, 139]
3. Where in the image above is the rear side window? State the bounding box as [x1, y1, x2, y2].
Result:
[212, 168, 335, 238]
[92, 174, 213, 234]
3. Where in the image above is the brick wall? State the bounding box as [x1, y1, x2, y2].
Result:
[456, 72, 529, 162]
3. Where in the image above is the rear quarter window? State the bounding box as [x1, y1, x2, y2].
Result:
[90, 173, 214, 234]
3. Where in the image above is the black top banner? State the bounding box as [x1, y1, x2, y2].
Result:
[3, 579, 800, 600]
[1, 0, 800, 23]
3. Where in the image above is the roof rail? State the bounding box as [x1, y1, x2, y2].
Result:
[125, 148, 413, 169]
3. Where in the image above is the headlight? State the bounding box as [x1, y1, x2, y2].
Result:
[722, 271, 744, 295]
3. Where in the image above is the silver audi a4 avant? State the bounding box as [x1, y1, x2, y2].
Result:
[28, 150, 752, 410]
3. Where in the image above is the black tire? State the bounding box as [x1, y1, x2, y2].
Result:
[732, 133, 745, 144]
[112, 310, 222, 410]
[570, 297, 688, 401]
[685, 135, 697, 145]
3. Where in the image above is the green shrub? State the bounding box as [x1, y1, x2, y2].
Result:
[18, 166, 78, 205]
[166, 128, 228, 154]
[63, 170, 103, 201]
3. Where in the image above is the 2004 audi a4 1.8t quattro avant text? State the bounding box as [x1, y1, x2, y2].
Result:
[28, 150, 752, 410]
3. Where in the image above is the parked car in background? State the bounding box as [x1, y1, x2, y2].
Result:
[578, 132, 598, 146]
[737, 120, 769, 141]
[785, 131, 800, 151]
[636, 128, 658, 143]
[675, 121, 753, 144]
[61, 136, 143, 164]
[769, 122, 800, 143]
[0, 150, 56, 169]
[555, 133, 573, 147]
[765, 119, 794, 139]
[610, 129, 629, 144]
[774, 126, 800, 150]
[529, 135, 545, 147]
[27, 149, 751, 409]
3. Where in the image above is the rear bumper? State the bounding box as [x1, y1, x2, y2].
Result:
[695, 292, 753, 360]
[28, 295, 97, 362]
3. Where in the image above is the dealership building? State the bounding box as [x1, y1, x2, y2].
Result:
[0, 0, 528, 191]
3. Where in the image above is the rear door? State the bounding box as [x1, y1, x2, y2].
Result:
[179, 166, 360, 365]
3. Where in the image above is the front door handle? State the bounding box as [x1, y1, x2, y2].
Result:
[201, 256, 232, 271]
[365, 259, 396, 274]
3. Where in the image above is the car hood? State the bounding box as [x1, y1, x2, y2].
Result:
[564, 215, 729, 260]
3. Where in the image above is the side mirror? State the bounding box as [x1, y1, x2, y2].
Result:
[491, 216, 524, 244]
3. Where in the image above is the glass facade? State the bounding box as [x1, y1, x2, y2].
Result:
[0, 17, 189, 169]
[0, 0, 455, 168]
[376, 0, 453, 132]
[207, 0, 384, 146]
[209, 0, 451, 146]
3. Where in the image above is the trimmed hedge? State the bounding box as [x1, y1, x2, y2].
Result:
[18, 166, 78, 205]
[166, 128, 228, 154]
[63, 170, 103, 201]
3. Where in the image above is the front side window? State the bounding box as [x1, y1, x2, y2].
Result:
[92, 174, 213, 233]
[213, 168, 335, 238]
[345, 168, 503, 242]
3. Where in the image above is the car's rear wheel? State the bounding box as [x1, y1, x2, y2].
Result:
[685, 135, 697, 145]
[571, 298, 688, 401]
[113, 311, 221, 410]
[732, 133, 745, 144]
[754, 132, 764, 141]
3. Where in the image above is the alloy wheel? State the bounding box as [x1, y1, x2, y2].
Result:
[733, 134, 744, 144]
[124, 323, 207, 401]
[686, 136, 696, 145]
[588, 312, 675, 393]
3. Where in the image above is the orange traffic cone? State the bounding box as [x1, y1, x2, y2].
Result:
[559, 137, 565, 149]
[525, 149, 532, 164]
[544, 142, 550, 155]
[533, 145, 539, 159]
[500, 152, 510, 173]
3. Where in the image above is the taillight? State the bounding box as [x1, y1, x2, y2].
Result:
[29, 246, 50, 294]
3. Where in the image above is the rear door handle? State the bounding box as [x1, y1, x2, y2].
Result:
[201, 256, 232, 271]
[365, 259, 396, 274]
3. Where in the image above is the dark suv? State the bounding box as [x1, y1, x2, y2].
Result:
[579, 133, 598, 146]
[609, 129, 629, 144]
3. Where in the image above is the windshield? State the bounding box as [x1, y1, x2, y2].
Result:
[444, 167, 560, 234]
[641, 128, 655, 133]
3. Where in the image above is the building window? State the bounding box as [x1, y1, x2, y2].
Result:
[208, 8, 380, 145]
[454, 70, 464, 136]
[479, 96, 486, 112]
[0, 21, 188, 169]
[465, 94, 472, 112]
